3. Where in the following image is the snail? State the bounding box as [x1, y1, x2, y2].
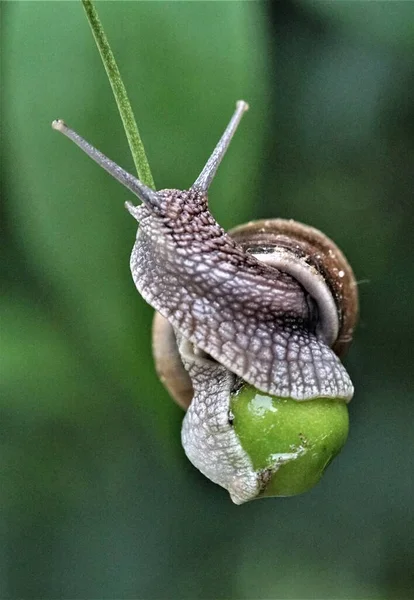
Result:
[52, 101, 358, 504]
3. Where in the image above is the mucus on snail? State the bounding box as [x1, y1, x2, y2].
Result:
[52, 101, 358, 504]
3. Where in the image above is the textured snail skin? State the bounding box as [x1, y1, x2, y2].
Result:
[127, 189, 353, 402]
[178, 337, 259, 504]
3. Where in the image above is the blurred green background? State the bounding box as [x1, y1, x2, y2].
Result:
[2, 1, 414, 598]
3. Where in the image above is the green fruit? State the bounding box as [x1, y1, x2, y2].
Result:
[230, 384, 349, 497]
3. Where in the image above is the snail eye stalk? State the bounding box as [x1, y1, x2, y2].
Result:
[51, 119, 160, 208]
[192, 100, 249, 193]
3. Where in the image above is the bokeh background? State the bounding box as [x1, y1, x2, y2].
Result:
[2, 1, 414, 598]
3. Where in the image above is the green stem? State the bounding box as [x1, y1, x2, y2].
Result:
[81, 0, 155, 189]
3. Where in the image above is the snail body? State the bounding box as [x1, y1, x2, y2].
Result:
[52, 101, 358, 504]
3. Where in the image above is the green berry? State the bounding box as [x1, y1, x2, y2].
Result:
[230, 384, 349, 497]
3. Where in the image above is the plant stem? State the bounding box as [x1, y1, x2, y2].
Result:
[81, 0, 155, 189]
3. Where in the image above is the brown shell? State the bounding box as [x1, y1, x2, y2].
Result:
[152, 312, 193, 410]
[228, 219, 359, 358]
